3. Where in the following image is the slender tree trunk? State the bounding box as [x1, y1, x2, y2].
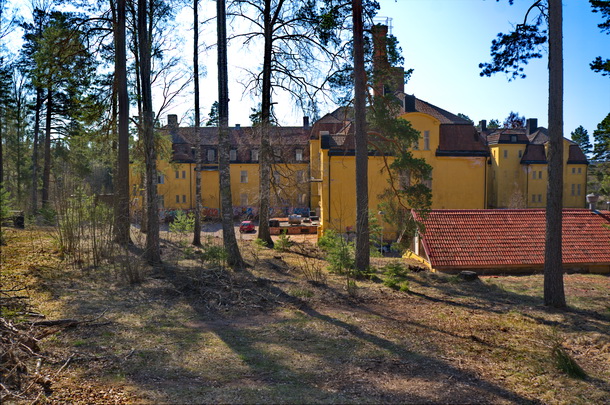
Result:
[544, 0, 565, 308]
[217, 0, 243, 269]
[192, 0, 202, 246]
[114, 0, 131, 245]
[30, 87, 43, 214]
[0, 97, 3, 188]
[138, 0, 160, 264]
[257, 0, 283, 248]
[42, 87, 52, 209]
[353, 0, 369, 272]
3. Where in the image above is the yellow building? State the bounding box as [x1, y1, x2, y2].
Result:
[309, 96, 490, 236]
[482, 119, 588, 208]
[129, 115, 312, 219]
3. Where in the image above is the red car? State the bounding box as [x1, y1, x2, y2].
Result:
[239, 220, 256, 233]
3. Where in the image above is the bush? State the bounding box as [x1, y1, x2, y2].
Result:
[382, 261, 410, 292]
[169, 210, 194, 234]
[274, 231, 292, 252]
[0, 187, 11, 244]
[318, 230, 355, 275]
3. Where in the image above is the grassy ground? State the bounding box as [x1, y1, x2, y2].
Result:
[1, 226, 609, 404]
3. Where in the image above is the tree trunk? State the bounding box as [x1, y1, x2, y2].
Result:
[217, 0, 243, 269]
[138, 0, 160, 264]
[30, 87, 43, 214]
[114, 0, 131, 245]
[544, 0, 565, 308]
[257, 0, 283, 248]
[192, 0, 202, 246]
[353, 0, 369, 272]
[42, 87, 52, 209]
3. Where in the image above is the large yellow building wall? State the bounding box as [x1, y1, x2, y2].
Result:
[490, 143, 527, 208]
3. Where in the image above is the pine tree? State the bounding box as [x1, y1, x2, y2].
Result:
[570, 125, 592, 157]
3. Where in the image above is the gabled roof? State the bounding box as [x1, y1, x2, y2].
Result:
[412, 209, 610, 269]
[520, 144, 547, 164]
[409, 98, 472, 125]
[568, 144, 589, 164]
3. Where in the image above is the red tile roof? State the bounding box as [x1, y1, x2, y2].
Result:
[412, 209, 610, 269]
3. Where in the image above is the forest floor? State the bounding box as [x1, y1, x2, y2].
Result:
[1, 225, 609, 404]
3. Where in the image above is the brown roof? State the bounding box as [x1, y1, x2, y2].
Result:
[166, 125, 310, 163]
[410, 98, 472, 125]
[568, 144, 589, 164]
[413, 209, 610, 270]
[520, 144, 547, 164]
[437, 124, 489, 156]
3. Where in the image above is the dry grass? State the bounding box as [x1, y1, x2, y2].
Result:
[1, 226, 609, 404]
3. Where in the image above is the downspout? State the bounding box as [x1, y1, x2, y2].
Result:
[190, 163, 193, 209]
[484, 157, 487, 208]
[526, 164, 529, 207]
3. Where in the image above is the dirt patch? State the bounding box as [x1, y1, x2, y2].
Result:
[2, 226, 609, 404]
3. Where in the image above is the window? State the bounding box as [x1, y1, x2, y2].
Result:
[518, 150, 523, 158]
[240, 193, 248, 206]
[240, 170, 248, 183]
[577, 184, 581, 196]
[532, 194, 536, 203]
[176, 195, 180, 203]
[539, 171, 542, 179]
[251, 149, 259, 161]
[230, 149, 237, 161]
[571, 184, 575, 196]
[207, 149, 215, 162]
[538, 194, 543, 203]
[157, 173, 165, 184]
[175, 171, 180, 179]
[297, 193, 307, 205]
[503, 150, 508, 159]
[158, 195, 165, 209]
[182, 195, 187, 203]
[532, 171, 537, 180]
[295, 148, 303, 161]
[510, 135, 517, 143]
[572, 168, 576, 174]
[423, 131, 430, 150]
[296, 170, 305, 183]
[182, 170, 186, 179]
[578, 167, 582, 174]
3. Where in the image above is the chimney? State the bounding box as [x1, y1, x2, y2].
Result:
[526, 118, 538, 135]
[303, 116, 310, 129]
[167, 114, 178, 127]
[479, 120, 487, 132]
[235, 123, 240, 129]
[404, 94, 416, 112]
[371, 24, 389, 98]
[587, 193, 599, 211]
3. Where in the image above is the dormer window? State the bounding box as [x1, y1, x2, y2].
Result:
[207, 149, 215, 162]
[295, 148, 303, 161]
[251, 149, 259, 161]
[230, 149, 237, 161]
[510, 135, 517, 143]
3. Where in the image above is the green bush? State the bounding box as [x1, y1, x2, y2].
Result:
[169, 210, 195, 234]
[0, 187, 11, 244]
[274, 231, 292, 252]
[382, 261, 410, 292]
[318, 230, 355, 275]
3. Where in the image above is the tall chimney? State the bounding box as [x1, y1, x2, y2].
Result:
[404, 94, 416, 112]
[479, 120, 487, 132]
[526, 118, 538, 135]
[303, 116, 309, 129]
[167, 114, 178, 127]
[371, 24, 389, 98]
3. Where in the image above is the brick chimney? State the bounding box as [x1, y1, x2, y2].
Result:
[167, 114, 178, 127]
[479, 120, 487, 132]
[303, 116, 309, 129]
[526, 118, 538, 135]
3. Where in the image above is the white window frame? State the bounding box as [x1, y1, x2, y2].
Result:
[207, 149, 215, 162]
[230, 149, 237, 161]
[251, 149, 259, 161]
[295, 148, 303, 161]
[423, 131, 430, 151]
[240, 170, 248, 183]
[157, 173, 165, 184]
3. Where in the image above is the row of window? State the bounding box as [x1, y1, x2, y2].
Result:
[238, 193, 308, 206]
[158, 169, 306, 185]
[500, 149, 523, 158]
[202, 148, 303, 162]
[571, 183, 582, 196]
[571, 167, 583, 175]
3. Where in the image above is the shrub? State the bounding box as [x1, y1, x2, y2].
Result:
[382, 261, 410, 292]
[169, 210, 195, 234]
[274, 231, 292, 252]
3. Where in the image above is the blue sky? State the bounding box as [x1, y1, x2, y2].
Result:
[380, 0, 609, 136]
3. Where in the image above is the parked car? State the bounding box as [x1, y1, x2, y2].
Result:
[239, 220, 256, 233]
